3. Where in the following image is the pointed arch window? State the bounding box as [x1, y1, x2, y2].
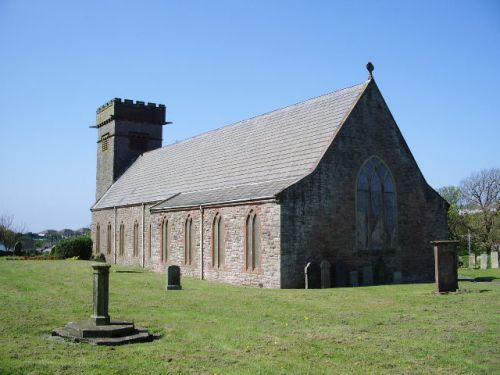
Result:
[106, 223, 112, 255]
[184, 216, 193, 265]
[119, 223, 125, 255]
[96, 223, 101, 254]
[212, 213, 225, 268]
[133, 221, 139, 257]
[356, 156, 396, 251]
[161, 218, 169, 263]
[245, 211, 261, 271]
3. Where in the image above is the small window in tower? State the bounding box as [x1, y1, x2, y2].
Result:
[101, 133, 109, 152]
[129, 131, 149, 151]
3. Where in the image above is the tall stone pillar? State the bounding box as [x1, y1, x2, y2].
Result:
[431, 241, 459, 293]
[91, 263, 111, 325]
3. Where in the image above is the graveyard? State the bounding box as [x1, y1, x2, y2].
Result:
[0, 259, 498, 374]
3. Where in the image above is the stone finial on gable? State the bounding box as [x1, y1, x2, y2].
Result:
[366, 62, 374, 80]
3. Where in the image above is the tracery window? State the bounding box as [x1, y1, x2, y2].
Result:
[119, 223, 125, 255]
[107, 223, 112, 255]
[356, 156, 396, 251]
[184, 216, 193, 265]
[245, 210, 261, 271]
[133, 221, 139, 257]
[212, 213, 225, 268]
[96, 223, 101, 254]
[161, 218, 169, 263]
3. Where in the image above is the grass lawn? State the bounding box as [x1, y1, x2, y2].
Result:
[0, 260, 498, 375]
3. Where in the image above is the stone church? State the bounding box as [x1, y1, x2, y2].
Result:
[90, 65, 448, 288]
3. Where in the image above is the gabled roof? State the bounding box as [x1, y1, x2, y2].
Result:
[92, 80, 369, 210]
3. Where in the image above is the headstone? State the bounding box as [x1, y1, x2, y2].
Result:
[304, 262, 321, 289]
[431, 240, 459, 293]
[349, 271, 359, 287]
[91, 263, 111, 325]
[374, 257, 387, 285]
[166, 265, 182, 290]
[320, 259, 332, 288]
[362, 266, 373, 286]
[480, 253, 488, 270]
[393, 271, 402, 284]
[334, 262, 348, 287]
[468, 255, 476, 268]
[491, 252, 498, 269]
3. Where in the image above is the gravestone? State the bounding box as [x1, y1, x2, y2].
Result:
[166, 265, 182, 290]
[349, 270, 359, 287]
[480, 253, 488, 269]
[374, 257, 387, 285]
[393, 271, 402, 284]
[304, 262, 321, 289]
[491, 252, 498, 269]
[334, 262, 349, 288]
[431, 240, 459, 293]
[362, 266, 373, 286]
[468, 255, 476, 268]
[320, 259, 331, 289]
[53, 263, 154, 345]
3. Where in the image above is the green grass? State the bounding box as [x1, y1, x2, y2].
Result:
[0, 260, 498, 375]
[459, 267, 500, 280]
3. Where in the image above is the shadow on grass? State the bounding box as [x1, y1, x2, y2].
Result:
[115, 270, 144, 274]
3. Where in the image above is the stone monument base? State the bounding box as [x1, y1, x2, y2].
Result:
[52, 319, 155, 345]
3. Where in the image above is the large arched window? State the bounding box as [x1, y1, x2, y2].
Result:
[161, 218, 169, 263]
[119, 223, 125, 255]
[96, 223, 101, 254]
[356, 156, 396, 251]
[184, 216, 193, 265]
[212, 213, 225, 268]
[133, 221, 139, 257]
[245, 210, 261, 271]
[106, 223, 112, 255]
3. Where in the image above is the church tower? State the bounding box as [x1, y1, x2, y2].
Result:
[93, 98, 167, 201]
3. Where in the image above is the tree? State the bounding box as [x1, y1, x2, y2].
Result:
[0, 214, 24, 252]
[437, 186, 468, 251]
[460, 168, 500, 253]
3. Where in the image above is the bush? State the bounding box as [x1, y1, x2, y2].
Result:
[53, 237, 92, 260]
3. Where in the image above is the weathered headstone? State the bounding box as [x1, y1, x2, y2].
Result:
[431, 240, 459, 293]
[91, 263, 111, 325]
[491, 251, 498, 269]
[304, 262, 321, 289]
[393, 270, 402, 284]
[320, 259, 331, 288]
[166, 265, 182, 290]
[480, 253, 488, 269]
[468, 255, 476, 268]
[334, 262, 348, 287]
[349, 270, 359, 287]
[374, 257, 387, 285]
[362, 266, 373, 286]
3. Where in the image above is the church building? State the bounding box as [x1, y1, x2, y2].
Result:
[90, 64, 448, 288]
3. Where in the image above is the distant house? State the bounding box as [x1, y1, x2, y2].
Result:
[90, 65, 448, 288]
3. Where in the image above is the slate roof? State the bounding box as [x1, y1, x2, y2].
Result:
[92, 81, 368, 210]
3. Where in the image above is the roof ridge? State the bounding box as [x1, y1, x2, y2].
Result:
[145, 80, 368, 154]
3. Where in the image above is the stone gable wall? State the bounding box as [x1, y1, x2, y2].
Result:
[279, 81, 448, 288]
[92, 201, 281, 288]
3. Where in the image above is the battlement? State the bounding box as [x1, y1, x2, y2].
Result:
[96, 98, 166, 127]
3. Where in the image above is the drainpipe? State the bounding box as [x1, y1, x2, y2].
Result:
[113, 206, 117, 264]
[141, 203, 145, 268]
[199, 205, 204, 280]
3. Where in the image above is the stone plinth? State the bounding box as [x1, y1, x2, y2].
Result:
[91, 263, 110, 325]
[431, 240, 459, 293]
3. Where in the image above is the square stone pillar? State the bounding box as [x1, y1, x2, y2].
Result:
[491, 252, 499, 269]
[91, 263, 111, 325]
[431, 241, 459, 293]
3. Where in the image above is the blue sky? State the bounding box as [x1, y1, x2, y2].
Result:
[0, 0, 498, 232]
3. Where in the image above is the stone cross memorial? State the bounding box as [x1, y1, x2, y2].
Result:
[431, 240, 459, 293]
